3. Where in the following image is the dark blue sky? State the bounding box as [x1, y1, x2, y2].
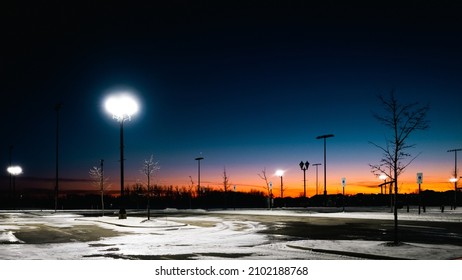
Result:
[1, 1, 462, 195]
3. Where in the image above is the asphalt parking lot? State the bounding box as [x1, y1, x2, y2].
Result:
[1, 208, 461, 259]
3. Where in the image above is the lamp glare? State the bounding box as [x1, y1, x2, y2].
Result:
[105, 93, 139, 121]
[7, 166, 23, 175]
[275, 170, 284, 177]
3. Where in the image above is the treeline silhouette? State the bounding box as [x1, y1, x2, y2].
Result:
[0, 184, 460, 210]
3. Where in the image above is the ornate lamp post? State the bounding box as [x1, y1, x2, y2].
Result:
[299, 161, 310, 198]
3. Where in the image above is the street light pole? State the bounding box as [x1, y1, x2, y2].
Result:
[316, 134, 334, 206]
[448, 148, 461, 210]
[275, 170, 284, 199]
[119, 119, 125, 217]
[55, 103, 61, 212]
[100, 159, 105, 216]
[299, 161, 309, 198]
[280, 175, 283, 199]
[105, 93, 139, 219]
[313, 163, 321, 196]
[8, 145, 13, 202]
[195, 156, 204, 197]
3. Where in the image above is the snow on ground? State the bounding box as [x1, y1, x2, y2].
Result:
[0, 208, 461, 260]
[78, 215, 270, 259]
[212, 207, 462, 223]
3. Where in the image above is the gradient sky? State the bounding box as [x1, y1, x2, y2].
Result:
[1, 1, 462, 197]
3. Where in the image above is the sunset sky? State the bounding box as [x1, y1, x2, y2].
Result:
[1, 1, 462, 198]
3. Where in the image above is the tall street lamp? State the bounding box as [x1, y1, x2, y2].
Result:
[312, 163, 321, 196]
[448, 148, 461, 210]
[276, 170, 284, 199]
[299, 161, 309, 198]
[55, 103, 61, 212]
[316, 134, 334, 206]
[7, 165, 22, 209]
[105, 93, 139, 219]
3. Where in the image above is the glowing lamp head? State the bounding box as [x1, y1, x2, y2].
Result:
[449, 177, 458, 183]
[105, 93, 139, 121]
[379, 174, 387, 180]
[7, 166, 23, 176]
[275, 170, 284, 177]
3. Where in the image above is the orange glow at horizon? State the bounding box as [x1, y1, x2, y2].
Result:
[12, 163, 458, 198]
[146, 167, 458, 198]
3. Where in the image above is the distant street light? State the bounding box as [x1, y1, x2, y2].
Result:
[276, 170, 284, 199]
[7, 165, 22, 209]
[448, 148, 461, 210]
[449, 176, 458, 209]
[299, 161, 310, 198]
[379, 174, 387, 194]
[7, 166, 22, 176]
[195, 156, 204, 198]
[8, 145, 13, 201]
[105, 92, 139, 219]
[379, 173, 393, 209]
[313, 163, 321, 196]
[316, 134, 334, 206]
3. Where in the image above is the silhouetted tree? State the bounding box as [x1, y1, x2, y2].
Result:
[258, 168, 272, 208]
[370, 90, 430, 245]
[188, 176, 195, 208]
[141, 155, 160, 220]
[222, 167, 230, 208]
[89, 164, 111, 216]
[223, 167, 230, 192]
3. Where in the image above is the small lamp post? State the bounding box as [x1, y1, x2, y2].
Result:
[299, 161, 310, 198]
[105, 92, 139, 219]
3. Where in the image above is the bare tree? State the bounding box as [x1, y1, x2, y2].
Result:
[188, 176, 195, 209]
[370, 91, 430, 245]
[258, 168, 273, 208]
[188, 176, 195, 194]
[223, 167, 230, 192]
[222, 167, 230, 209]
[89, 162, 111, 216]
[141, 155, 160, 220]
